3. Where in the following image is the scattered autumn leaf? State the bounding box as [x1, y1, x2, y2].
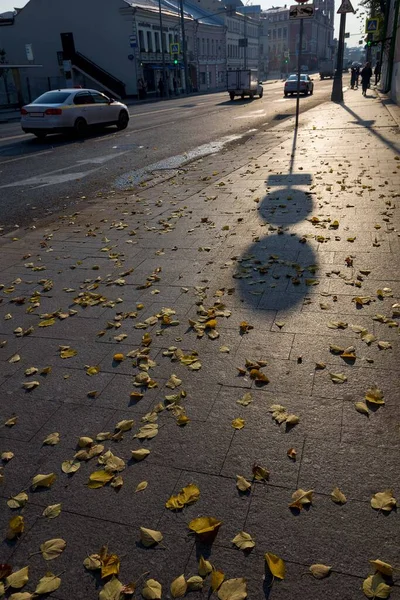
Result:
[165, 483, 200, 510]
[236, 475, 251, 492]
[211, 570, 225, 592]
[232, 531, 255, 551]
[31, 472, 56, 490]
[371, 490, 397, 512]
[265, 552, 285, 580]
[42, 504, 62, 519]
[289, 489, 313, 510]
[131, 449, 151, 461]
[7, 515, 25, 539]
[232, 418, 245, 430]
[140, 527, 163, 547]
[6, 566, 29, 589]
[40, 538, 67, 560]
[135, 481, 148, 493]
[365, 386, 385, 405]
[331, 487, 347, 504]
[362, 573, 391, 599]
[142, 579, 162, 600]
[170, 575, 187, 598]
[309, 564, 332, 579]
[369, 559, 393, 577]
[355, 402, 370, 416]
[218, 578, 247, 600]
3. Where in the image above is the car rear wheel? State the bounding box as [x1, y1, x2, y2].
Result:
[229, 92, 235, 101]
[284, 92, 288, 97]
[310, 87, 314, 95]
[74, 117, 87, 137]
[33, 131, 47, 140]
[116, 110, 129, 130]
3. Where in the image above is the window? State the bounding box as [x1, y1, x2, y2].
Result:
[200, 72, 206, 84]
[202, 38, 205, 55]
[283, 27, 287, 37]
[278, 28, 281, 38]
[154, 32, 160, 52]
[139, 30, 145, 52]
[73, 92, 94, 105]
[33, 91, 71, 104]
[207, 39, 210, 55]
[273, 29, 276, 39]
[168, 33, 173, 48]
[91, 92, 109, 104]
[211, 39, 214, 55]
[163, 33, 168, 52]
[146, 31, 153, 52]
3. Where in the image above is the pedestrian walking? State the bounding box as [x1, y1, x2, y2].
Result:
[158, 77, 164, 98]
[360, 62, 372, 96]
[173, 77, 178, 96]
[374, 61, 381, 86]
[350, 65, 359, 89]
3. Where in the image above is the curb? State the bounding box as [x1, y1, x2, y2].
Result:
[375, 90, 400, 127]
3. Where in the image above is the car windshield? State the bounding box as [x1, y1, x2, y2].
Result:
[287, 75, 307, 81]
[32, 91, 71, 104]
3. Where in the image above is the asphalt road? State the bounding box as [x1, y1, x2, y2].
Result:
[0, 77, 338, 232]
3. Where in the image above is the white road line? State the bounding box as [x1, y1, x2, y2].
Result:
[0, 150, 53, 166]
[0, 133, 30, 143]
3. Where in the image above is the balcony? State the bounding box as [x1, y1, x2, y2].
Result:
[139, 51, 182, 63]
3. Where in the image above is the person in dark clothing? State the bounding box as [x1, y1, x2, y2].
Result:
[374, 61, 381, 85]
[360, 62, 372, 96]
[173, 77, 178, 95]
[158, 78, 165, 98]
[350, 65, 360, 89]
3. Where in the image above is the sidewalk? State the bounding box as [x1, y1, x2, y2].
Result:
[0, 88, 399, 600]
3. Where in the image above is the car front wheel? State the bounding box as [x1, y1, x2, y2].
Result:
[310, 87, 314, 95]
[116, 110, 129, 130]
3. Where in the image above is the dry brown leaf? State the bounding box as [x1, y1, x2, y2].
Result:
[31, 472, 56, 490]
[232, 418, 245, 430]
[365, 386, 385, 405]
[371, 490, 397, 512]
[236, 475, 251, 492]
[265, 552, 285, 580]
[362, 573, 391, 599]
[140, 527, 163, 547]
[232, 531, 255, 551]
[309, 564, 332, 579]
[287, 448, 297, 460]
[40, 538, 66, 560]
[331, 487, 347, 505]
[170, 575, 187, 598]
[289, 489, 313, 510]
[218, 578, 247, 600]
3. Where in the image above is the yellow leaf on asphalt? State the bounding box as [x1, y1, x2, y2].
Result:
[87, 470, 114, 489]
[198, 556, 213, 576]
[237, 392, 252, 406]
[7, 515, 25, 539]
[286, 414, 300, 426]
[22, 380, 40, 390]
[331, 487, 347, 504]
[362, 573, 391, 599]
[40, 538, 66, 560]
[166, 374, 182, 389]
[187, 576, 204, 591]
[2, 451, 14, 462]
[78, 436, 93, 447]
[236, 475, 251, 492]
[289, 489, 313, 510]
[170, 575, 187, 598]
[42, 504, 62, 519]
[6, 566, 29, 589]
[189, 516, 222, 537]
[115, 419, 134, 432]
[99, 577, 123, 600]
[265, 552, 285, 580]
[101, 553, 120, 579]
[7, 492, 29, 509]
[355, 402, 370, 416]
[232, 531, 255, 551]
[83, 553, 102, 571]
[34, 573, 61, 595]
[61, 460, 81, 474]
[365, 386, 385, 405]
[134, 424, 158, 439]
[140, 527, 163, 547]
[371, 490, 397, 512]
[60, 347, 77, 359]
[166, 483, 200, 510]
[131, 449, 151, 461]
[8, 592, 33, 600]
[232, 418, 245, 430]
[369, 559, 393, 577]
[252, 464, 270, 481]
[211, 570, 225, 592]
[42, 432, 60, 446]
[38, 318, 56, 327]
[309, 564, 332, 579]
[329, 373, 347, 383]
[32, 472, 56, 490]
[9, 354, 20, 363]
[142, 579, 162, 600]
[177, 414, 190, 426]
[218, 578, 247, 600]
[135, 481, 148, 493]
[86, 365, 100, 376]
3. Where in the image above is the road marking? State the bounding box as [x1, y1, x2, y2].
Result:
[0, 133, 30, 142]
[0, 150, 53, 165]
[92, 122, 177, 142]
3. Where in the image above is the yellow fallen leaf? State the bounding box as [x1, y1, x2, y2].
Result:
[211, 570, 225, 592]
[331, 487, 347, 505]
[362, 573, 391, 599]
[101, 553, 120, 579]
[309, 564, 332, 579]
[188, 516, 222, 540]
[9, 354, 20, 363]
[113, 353, 125, 362]
[135, 481, 148, 493]
[252, 464, 269, 481]
[42, 504, 62, 519]
[1, 451, 14, 462]
[6, 566, 29, 589]
[187, 576, 204, 591]
[287, 448, 297, 460]
[286, 414, 300, 426]
[38, 318, 56, 327]
[218, 578, 247, 600]
[134, 424, 158, 439]
[236, 475, 251, 492]
[166, 374, 182, 389]
[83, 553, 102, 571]
[87, 470, 114, 489]
[198, 556, 213, 576]
[7, 492, 29, 509]
[31, 472, 56, 490]
[34, 573, 61, 595]
[4, 416, 17, 427]
[177, 414, 190, 426]
[22, 380, 40, 390]
[365, 386, 384, 405]
[9, 592, 34, 600]
[142, 579, 162, 600]
[99, 577, 123, 600]
[371, 490, 397, 512]
[40, 538, 66, 560]
[289, 489, 313, 510]
[7, 515, 25, 539]
[165, 483, 200, 510]
[42, 432, 60, 446]
[60, 347, 77, 359]
[131, 449, 151, 461]
[232, 418, 245, 430]
[140, 527, 163, 547]
[329, 373, 347, 383]
[369, 559, 393, 577]
[232, 531, 255, 551]
[265, 552, 285, 580]
[86, 365, 100, 376]
[355, 402, 370, 416]
[170, 575, 187, 598]
[61, 460, 81, 474]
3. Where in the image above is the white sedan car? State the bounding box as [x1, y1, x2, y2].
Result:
[284, 74, 314, 97]
[21, 88, 130, 139]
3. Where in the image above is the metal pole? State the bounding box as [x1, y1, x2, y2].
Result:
[295, 17, 303, 129]
[158, 0, 169, 98]
[244, 14, 247, 69]
[179, 0, 189, 94]
[331, 12, 346, 102]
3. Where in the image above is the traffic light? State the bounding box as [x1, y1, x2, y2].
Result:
[284, 58, 288, 64]
[173, 54, 178, 65]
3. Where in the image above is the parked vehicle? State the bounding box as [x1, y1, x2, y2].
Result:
[227, 70, 263, 101]
[20, 88, 130, 139]
[284, 74, 314, 96]
[319, 60, 335, 79]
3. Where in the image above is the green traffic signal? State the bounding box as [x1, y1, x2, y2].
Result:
[174, 59, 178, 64]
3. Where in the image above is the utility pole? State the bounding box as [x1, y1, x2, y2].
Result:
[244, 13, 247, 69]
[331, 0, 354, 102]
[295, 18, 304, 129]
[179, 0, 189, 94]
[158, 0, 169, 98]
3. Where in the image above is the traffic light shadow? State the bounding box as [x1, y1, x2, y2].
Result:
[340, 102, 400, 154]
[236, 128, 318, 313]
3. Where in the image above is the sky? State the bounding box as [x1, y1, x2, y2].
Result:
[0, 0, 368, 46]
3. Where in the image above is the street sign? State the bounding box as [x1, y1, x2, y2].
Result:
[365, 17, 380, 32]
[337, 0, 355, 13]
[129, 34, 137, 48]
[170, 42, 180, 54]
[289, 4, 314, 18]
[25, 43, 34, 61]
[63, 60, 72, 72]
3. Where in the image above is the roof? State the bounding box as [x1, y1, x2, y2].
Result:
[124, 0, 224, 25]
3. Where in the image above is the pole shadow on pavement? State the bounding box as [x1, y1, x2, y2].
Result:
[340, 102, 400, 154]
[236, 129, 318, 313]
